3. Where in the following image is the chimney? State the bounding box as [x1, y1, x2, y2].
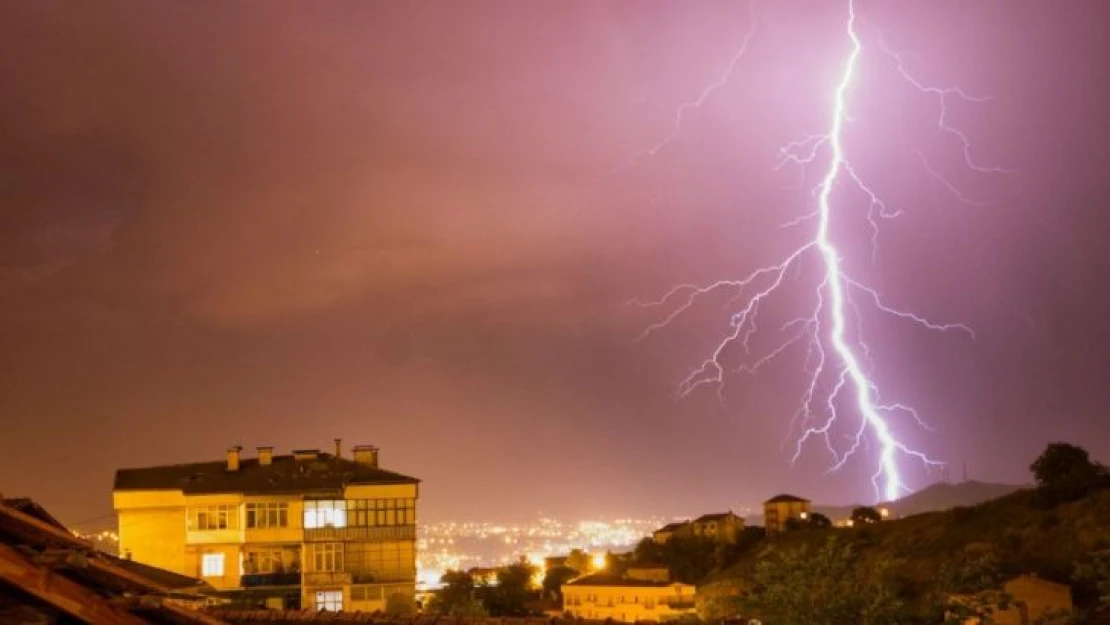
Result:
[333, 438, 342, 459]
[227, 446, 242, 472]
[258, 446, 274, 466]
[352, 445, 379, 468]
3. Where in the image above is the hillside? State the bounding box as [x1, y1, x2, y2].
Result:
[814, 480, 1027, 521]
[743, 480, 1024, 526]
[709, 486, 1110, 613]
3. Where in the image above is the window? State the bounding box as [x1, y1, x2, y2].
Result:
[311, 543, 343, 572]
[304, 500, 347, 528]
[188, 505, 238, 530]
[244, 548, 290, 574]
[315, 590, 343, 612]
[201, 553, 224, 577]
[344, 541, 415, 580]
[345, 499, 416, 527]
[245, 502, 289, 529]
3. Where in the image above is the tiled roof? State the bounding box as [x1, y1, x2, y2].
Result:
[654, 522, 688, 532]
[564, 573, 687, 588]
[114, 453, 420, 495]
[764, 493, 810, 504]
[215, 614, 626, 624]
[693, 512, 738, 523]
[0, 498, 223, 624]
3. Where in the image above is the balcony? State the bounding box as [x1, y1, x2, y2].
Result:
[240, 572, 301, 588]
[303, 571, 352, 586]
[349, 571, 416, 585]
[303, 525, 416, 542]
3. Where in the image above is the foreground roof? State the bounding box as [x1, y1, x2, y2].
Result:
[0, 497, 224, 624]
[114, 452, 420, 495]
[214, 614, 650, 624]
[764, 493, 810, 504]
[654, 521, 688, 532]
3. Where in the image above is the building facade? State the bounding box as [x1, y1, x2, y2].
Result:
[762, 494, 811, 534]
[113, 441, 420, 612]
[689, 512, 744, 543]
[651, 522, 687, 545]
[562, 573, 696, 622]
[652, 511, 744, 544]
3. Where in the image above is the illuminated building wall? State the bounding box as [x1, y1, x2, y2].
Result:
[113, 442, 420, 612]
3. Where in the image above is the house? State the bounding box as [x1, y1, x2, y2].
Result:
[950, 574, 1073, 625]
[562, 572, 696, 622]
[652, 521, 689, 545]
[0, 497, 224, 624]
[653, 512, 743, 545]
[762, 494, 811, 534]
[690, 512, 744, 543]
[113, 440, 420, 612]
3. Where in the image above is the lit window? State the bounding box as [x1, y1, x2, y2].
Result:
[316, 590, 343, 611]
[304, 500, 347, 529]
[202, 553, 224, 577]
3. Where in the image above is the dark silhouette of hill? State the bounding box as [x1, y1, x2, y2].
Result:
[710, 485, 1110, 617]
[814, 480, 1027, 521]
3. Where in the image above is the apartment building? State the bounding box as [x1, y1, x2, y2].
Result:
[762, 493, 811, 534]
[112, 441, 419, 612]
[562, 571, 696, 622]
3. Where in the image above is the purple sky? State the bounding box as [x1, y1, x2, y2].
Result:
[2, 1, 1109, 529]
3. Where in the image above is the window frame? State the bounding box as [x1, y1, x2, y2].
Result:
[245, 502, 290, 529]
[201, 553, 224, 577]
[315, 589, 343, 612]
[188, 505, 238, 531]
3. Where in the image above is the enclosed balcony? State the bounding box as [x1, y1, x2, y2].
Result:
[240, 572, 301, 587]
[303, 524, 416, 542]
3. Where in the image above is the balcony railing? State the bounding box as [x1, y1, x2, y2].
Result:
[303, 571, 352, 586]
[303, 525, 416, 542]
[240, 572, 301, 588]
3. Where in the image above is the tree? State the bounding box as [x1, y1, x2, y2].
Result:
[565, 549, 590, 574]
[485, 558, 538, 616]
[852, 506, 883, 524]
[1031, 442, 1107, 505]
[934, 552, 1013, 625]
[661, 536, 717, 584]
[809, 512, 833, 528]
[429, 570, 486, 616]
[385, 592, 416, 616]
[737, 537, 904, 625]
[1074, 549, 1110, 612]
[633, 537, 664, 565]
[543, 566, 578, 602]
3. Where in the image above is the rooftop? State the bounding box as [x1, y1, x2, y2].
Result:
[693, 512, 739, 523]
[764, 493, 810, 504]
[114, 451, 420, 495]
[654, 521, 688, 532]
[565, 573, 690, 588]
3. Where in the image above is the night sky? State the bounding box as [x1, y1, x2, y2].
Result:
[2, 1, 1109, 529]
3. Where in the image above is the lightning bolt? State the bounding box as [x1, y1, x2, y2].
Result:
[635, 0, 994, 502]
